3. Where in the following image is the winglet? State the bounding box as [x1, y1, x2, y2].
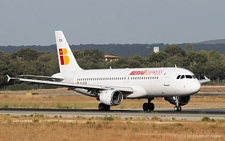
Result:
[204, 76, 209, 80]
[6, 75, 11, 82]
[199, 76, 210, 84]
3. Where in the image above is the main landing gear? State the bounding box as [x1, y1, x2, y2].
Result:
[98, 103, 110, 111]
[143, 98, 155, 111]
[173, 96, 182, 111]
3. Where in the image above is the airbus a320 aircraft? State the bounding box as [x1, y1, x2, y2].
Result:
[7, 31, 210, 112]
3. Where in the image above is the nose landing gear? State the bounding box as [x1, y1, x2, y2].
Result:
[174, 105, 182, 111]
[173, 96, 182, 111]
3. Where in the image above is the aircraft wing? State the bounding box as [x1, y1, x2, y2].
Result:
[199, 76, 210, 84]
[7, 75, 133, 93]
[20, 75, 64, 81]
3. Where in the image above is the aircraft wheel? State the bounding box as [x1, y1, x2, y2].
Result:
[98, 103, 110, 111]
[143, 103, 149, 111]
[143, 103, 155, 111]
[98, 103, 105, 111]
[105, 105, 110, 111]
[178, 106, 182, 111]
[149, 103, 155, 111]
[174, 106, 182, 111]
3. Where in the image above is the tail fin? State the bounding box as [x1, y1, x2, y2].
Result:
[55, 31, 83, 74]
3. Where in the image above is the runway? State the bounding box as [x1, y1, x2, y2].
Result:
[0, 108, 224, 120]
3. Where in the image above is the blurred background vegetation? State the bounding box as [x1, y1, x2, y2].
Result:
[1, 43, 225, 90]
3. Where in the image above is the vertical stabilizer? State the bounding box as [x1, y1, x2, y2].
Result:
[55, 31, 83, 74]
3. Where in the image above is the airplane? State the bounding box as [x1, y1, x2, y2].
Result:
[7, 31, 210, 112]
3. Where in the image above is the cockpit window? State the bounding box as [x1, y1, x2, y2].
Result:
[177, 74, 197, 79]
[185, 75, 192, 79]
[180, 75, 185, 79]
[192, 75, 197, 79]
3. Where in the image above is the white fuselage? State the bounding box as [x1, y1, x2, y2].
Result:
[61, 67, 201, 98]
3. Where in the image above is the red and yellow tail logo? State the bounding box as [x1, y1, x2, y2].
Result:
[59, 48, 70, 65]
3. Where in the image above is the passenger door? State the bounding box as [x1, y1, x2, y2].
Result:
[164, 71, 172, 86]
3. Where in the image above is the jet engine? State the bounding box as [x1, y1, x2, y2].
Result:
[164, 95, 190, 106]
[99, 90, 123, 106]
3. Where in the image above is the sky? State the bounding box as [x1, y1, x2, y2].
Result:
[0, 0, 225, 46]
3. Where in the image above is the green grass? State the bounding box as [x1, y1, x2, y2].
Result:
[201, 116, 215, 122]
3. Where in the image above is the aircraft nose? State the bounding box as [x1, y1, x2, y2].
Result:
[191, 81, 201, 93]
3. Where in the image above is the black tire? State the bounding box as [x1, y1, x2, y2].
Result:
[143, 103, 149, 111]
[98, 103, 105, 111]
[149, 103, 155, 111]
[105, 105, 110, 111]
[98, 103, 110, 111]
[174, 106, 182, 112]
[178, 106, 182, 111]
[174, 106, 178, 111]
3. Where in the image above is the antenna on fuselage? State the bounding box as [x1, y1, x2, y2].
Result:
[175, 64, 177, 68]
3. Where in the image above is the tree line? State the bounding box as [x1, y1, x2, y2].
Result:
[1, 43, 225, 58]
[1, 44, 225, 89]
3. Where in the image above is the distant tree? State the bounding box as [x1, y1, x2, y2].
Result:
[185, 43, 194, 53]
[205, 60, 225, 83]
[13, 47, 38, 61]
[0, 52, 15, 85]
[110, 58, 129, 68]
[163, 45, 186, 57]
[194, 52, 208, 64]
[73, 50, 83, 59]
[166, 56, 185, 67]
[127, 55, 148, 68]
[34, 52, 58, 75]
[74, 49, 105, 69]
[191, 63, 206, 79]
[187, 51, 196, 64]
[127, 59, 141, 68]
[208, 50, 223, 61]
[149, 52, 169, 63]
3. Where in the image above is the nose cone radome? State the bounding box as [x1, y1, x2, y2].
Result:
[191, 81, 201, 94]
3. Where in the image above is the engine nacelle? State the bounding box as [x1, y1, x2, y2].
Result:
[99, 90, 123, 106]
[164, 95, 190, 106]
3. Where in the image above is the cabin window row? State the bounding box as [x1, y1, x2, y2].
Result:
[130, 76, 159, 80]
[77, 77, 126, 81]
[77, 76, 159, 81]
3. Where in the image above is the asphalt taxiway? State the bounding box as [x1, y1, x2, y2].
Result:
[0, 108, 224, 120]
